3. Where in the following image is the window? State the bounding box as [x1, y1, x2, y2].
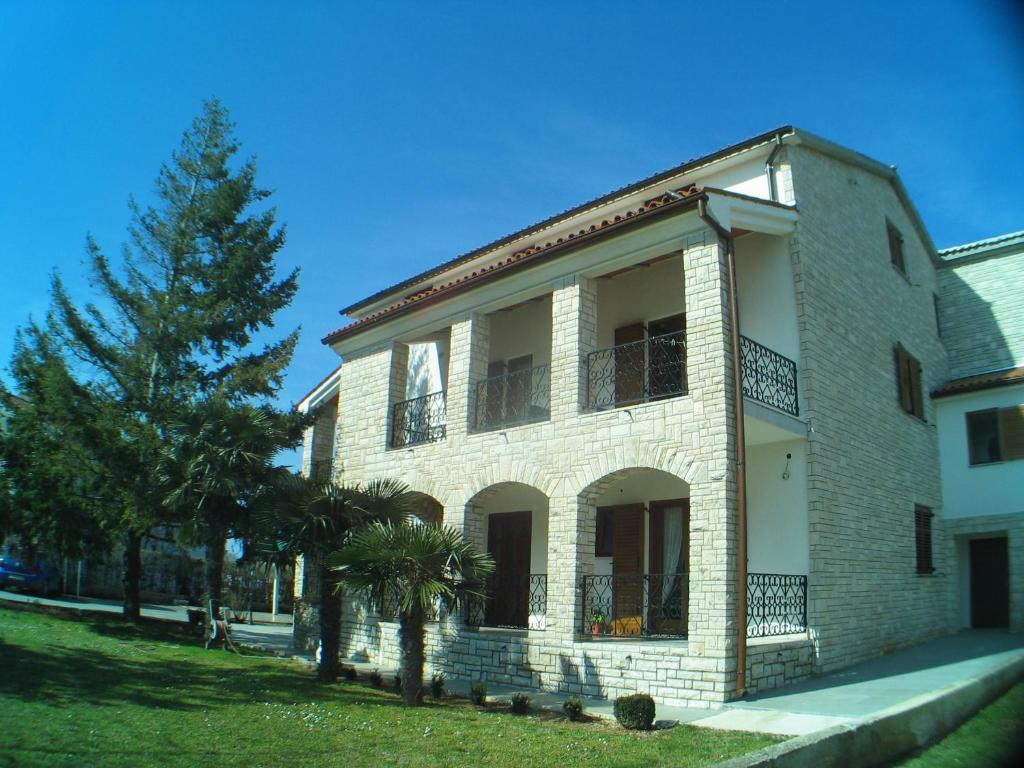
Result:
[595, 508, 614, 556]
[887, 220, 906, 275]
[914, 505, 934, 575]
[894, 343, 924, 420]
[966, 406, 1024, 465]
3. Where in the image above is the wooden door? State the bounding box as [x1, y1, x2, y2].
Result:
[970, 537, 1009, 628]
[648, 498, 689, 636]
[610, 504, 644, 635]
[486, 511, 532, 627]
[647, 314, 685, 399]
[614, 323, 645, 406]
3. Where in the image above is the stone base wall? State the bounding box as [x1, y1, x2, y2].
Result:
[337, 610, 804, 708]
[745, 635, 816, 695]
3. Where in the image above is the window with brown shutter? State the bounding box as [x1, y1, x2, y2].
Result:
[888, 220, 906, 275]
[966, 405, 1024, 465]
[894, 343, 924, 420]
[914, 505, 934, 575]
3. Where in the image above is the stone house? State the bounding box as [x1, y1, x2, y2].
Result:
[294, 126, 974, 707]
[933, 231, 1023, 635]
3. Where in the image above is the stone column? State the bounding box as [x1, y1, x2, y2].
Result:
[550, 275, 597, 422]
[681, 228, 739, 703]
[446, 313, 489, 437]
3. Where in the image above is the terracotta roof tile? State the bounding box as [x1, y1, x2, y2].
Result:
[931, 366, 1024, 398]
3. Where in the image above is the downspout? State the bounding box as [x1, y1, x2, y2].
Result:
[765, 133, 784, 203]
[698, 196, 748, 699]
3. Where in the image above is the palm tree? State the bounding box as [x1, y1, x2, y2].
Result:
[261, 473, 412, 682]
[160, 399, 300, 623]
[331, 522, 494, 705]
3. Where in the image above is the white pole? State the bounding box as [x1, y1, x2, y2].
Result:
[271, 564, 280, 620]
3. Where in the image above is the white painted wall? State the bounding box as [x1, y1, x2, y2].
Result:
[488, 295, 552, 364]
[735, 233, 800, 362]
[937, 384, 1024, 519]
[746, 439, 809, 575]
[595, 255, 685, 348]
[406, 329, 450, 399]
[701, 156, 771, 200]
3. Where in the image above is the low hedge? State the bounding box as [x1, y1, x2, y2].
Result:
[613, 693, 656, 730]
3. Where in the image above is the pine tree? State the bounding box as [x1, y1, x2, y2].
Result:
[36, 100, 299, 621]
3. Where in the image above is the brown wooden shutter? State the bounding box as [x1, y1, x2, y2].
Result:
[914, 505, 934, 574]
[888, 222, 906, 273]
[999, 405, 1024, 460]
[910, 356, 924, 419]
[895, 344, 912, 413]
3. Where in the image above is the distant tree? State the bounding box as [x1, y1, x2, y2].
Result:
[259, 474, 411, 681]
[159, 398, 303, 622]
[27, 100, 298, 621]
[331, 522, 494, 705]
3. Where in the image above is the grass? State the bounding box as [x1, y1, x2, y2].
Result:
[895, 681, 1024, 768]
[0, 605, 779, 767]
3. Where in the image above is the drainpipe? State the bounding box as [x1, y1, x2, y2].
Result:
[765, 133, 784, 203]
[698, 197, 748, 699]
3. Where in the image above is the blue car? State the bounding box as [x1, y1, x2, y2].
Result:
[0, 553, 62, 596]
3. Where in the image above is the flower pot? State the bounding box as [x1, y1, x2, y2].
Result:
[591, 622, 606, 636]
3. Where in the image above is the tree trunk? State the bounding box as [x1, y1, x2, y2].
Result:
[122, 531, 142, 623]
[205, 530, 227, 621]
[399, 605, 426, 706]
[317, 563, 341, 683]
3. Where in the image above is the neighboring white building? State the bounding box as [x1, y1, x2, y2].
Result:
[294, 126, 1017, 707]
[934, 231, 1024, 633]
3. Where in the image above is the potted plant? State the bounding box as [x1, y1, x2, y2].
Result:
[591, 610, 607, 636]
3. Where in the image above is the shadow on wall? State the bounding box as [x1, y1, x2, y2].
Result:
[939, 266, 1017, 378]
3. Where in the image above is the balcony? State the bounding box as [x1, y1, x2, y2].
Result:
[473, 363, 551, 431]
[585, 331, 686, 411]
[746, 572, 807, 638]
[581, 572, 688, 638]
[466, 573, 547, 630]
[740, 336, 798, 416]
[390, 391, 447, 449]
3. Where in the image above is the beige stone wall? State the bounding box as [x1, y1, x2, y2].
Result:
[785, 144, 952, 671]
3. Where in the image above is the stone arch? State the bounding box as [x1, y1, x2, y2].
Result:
[573, 439, 704, 503]
[407, 491, 444, 525]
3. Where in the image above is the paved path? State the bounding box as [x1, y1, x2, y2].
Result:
[4, 590, 1021, 738]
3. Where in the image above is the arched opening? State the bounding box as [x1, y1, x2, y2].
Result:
[408, 492, 443, 525]
[580, 468, 690, 639]
[466, 482, 548, 630]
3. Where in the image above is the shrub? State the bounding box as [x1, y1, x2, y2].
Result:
[470, 681, 487, 706]
[368, 670, 383, 689]
[510, 692, 530, 714]
[430, 673, 446, 700]
[341, 666, 357, 681]
[393, 674, 403, 695]
[613, 693, 656, 730]
[563, 695, 585, 721]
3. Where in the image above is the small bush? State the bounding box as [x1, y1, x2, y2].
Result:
[368, 670, 383, 689]
[341, 666, 357, 681]
[393, 674, 403, 694]
[430, 673, 446, 700]
[563, 695, 585, 721]
[510, 692, 530, 714]
[470, 681, 487, 706]
[613, 693, 656, 730]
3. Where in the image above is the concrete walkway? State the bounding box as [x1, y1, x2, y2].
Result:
[5, 589, 1021, 743]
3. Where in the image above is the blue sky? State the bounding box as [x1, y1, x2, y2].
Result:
[1, 1, 1021, 468]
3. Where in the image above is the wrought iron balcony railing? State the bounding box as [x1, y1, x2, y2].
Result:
[466, 573, 547, 630]
[581, 572, 688, 638]
[740, 336, 799, 416]
[585, 331, 686, 410]
[747, 572, 807, 638]
[473, 363, 551, 432]
[390, 391, 447, 449]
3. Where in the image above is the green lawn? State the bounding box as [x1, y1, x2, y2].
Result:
[895, 681, 1024, 768]
[0, 605, 779, 768]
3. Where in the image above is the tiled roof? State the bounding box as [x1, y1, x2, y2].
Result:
[931, 366, 1024, 398]
[339, 126, 794, 317]
[322, 184, 707, 345]
[939, 230, 1024, 260]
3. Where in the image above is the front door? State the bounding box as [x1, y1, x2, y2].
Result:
[609, 503, 644, 635]
[648, 498, 689, 636]
[970, 537, 1010, 628]
[486, 511, 532, 627]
